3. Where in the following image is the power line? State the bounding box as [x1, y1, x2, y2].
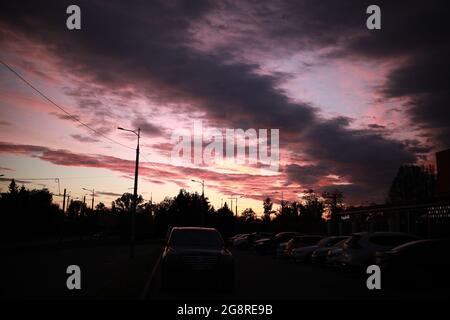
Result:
[0, 59, 134, 150]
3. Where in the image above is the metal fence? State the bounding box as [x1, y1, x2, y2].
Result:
[338, 201, 450, 238]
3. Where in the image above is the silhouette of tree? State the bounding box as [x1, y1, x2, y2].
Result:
[387, 165, 436, 204]
[300, 189, 325, 234]
[322, 190, 344, 218]
[263, 197, 273, 221]
[0, 182, 61, 241]
[215, 202, 235, 237]
[8, 179, 18, 195]
[68, 200, 86, 217]
[95, 202, 107, 212]
[217, 202, 233, 216]
[114, 192, 144, 212]
[322, 189, 344, 235]
[241, 208, 256, 222]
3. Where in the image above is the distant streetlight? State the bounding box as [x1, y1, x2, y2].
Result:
[82, 188, 95, 210]
[236, 195, 245, 216]
[191, 179, 205, 198]
[118, 126, 140, 259]
[229, 195, 245, 216]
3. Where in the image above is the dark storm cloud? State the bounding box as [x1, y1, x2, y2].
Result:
[70, 134, 99, 143]
[95, 191, 122, 197]
[131, 119, 165, 137]
[368, 124, 385, 129]
[383, 49, 450, 147]
[268, 0, 450, 149]
[1, 0, 443, 203]
[285, 164, 329, 186]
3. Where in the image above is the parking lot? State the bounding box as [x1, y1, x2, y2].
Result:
[146, 247, 447, 300]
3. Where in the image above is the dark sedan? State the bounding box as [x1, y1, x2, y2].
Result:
[375, 238, 450, 289]
[161, 227, 234, 291]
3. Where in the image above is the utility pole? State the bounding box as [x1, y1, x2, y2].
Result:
[91, 189, 94, 210]
[118, 126, 140, 259]
[228, 197, 234, 215]
[132, 128, 140, 258]
[62, 188, 67, 213]
[83, 188, 95, 211]
[227, 195, 243, 216]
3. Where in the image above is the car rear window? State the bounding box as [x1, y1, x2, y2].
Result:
[169, 229, 224, 249]
[369, 235, 416, 247]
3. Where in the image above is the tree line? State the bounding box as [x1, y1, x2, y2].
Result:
[0, 164, 440, 242]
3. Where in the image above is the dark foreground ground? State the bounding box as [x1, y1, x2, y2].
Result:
[2, 243, 449, 300]
[147, 249, 450, 300]
[1, 240, 160, 299]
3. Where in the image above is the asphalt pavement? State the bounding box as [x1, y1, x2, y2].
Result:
[145, 248, 448, 300]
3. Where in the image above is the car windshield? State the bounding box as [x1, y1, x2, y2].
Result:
[169, 229, 224, 249]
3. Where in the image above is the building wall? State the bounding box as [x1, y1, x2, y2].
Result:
[436, 149, 450, 197]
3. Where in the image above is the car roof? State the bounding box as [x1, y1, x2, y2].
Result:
[296, 235, 323, 238]
[351, 232, 417, 237]
[392, 238, 450, 251]
[171, 227, 218, 232]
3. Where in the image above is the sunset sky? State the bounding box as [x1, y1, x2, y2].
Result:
[1, 0, 448, 214]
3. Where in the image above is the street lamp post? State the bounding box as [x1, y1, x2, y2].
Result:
[228, 195, 244, 216]
[118, 126, 140, 259]
[191, 179, 206, 226]
[82, 188, 95, 210]
[228, 197, 234, 215]
[235, 195, 244, 216]
[191, 179, 205, 197]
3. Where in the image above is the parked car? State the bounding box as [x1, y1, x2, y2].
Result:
[276, 241, 289, 258]
[227, 234, 243, 245]
[326, 239, 348, 266]
[161, 227, 234, 291]
[234, 232, 274, 249]
[232, 233, 250, 248]
[293, 236, 348, 263]
[312, 237, 349, 265]
[339, 232, 419, 268]
[281, 235, 324, 258]
[254, 232, 301, 254]
[375, 239, 450, 288]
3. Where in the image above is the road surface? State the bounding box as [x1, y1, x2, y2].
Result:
[145, 248, 448, 300]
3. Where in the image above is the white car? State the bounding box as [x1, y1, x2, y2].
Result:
[339, 232, 419, 268]
[292, 236, 348, 263]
